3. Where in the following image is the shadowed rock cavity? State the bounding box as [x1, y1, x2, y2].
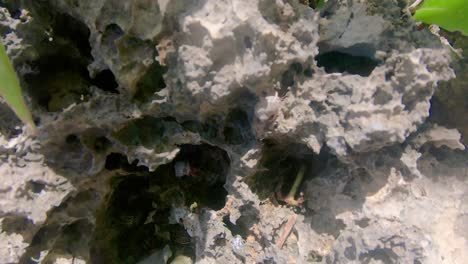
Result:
[21, 11, 119, 111]
[92, 144, 230, 263]
[315, 44, 381, 76]
[246, 141, 332, 205]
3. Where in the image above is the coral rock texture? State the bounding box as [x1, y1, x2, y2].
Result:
[0, 0, 467, 263]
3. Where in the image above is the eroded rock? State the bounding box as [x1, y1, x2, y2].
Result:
[0, 0, 467, 263]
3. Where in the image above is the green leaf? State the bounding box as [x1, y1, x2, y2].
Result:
[316, 0, 325, 9]
[0, 42, 35, 130]
[414, 0, 468, 36]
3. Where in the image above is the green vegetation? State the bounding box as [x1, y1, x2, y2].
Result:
[0, 42, 35, 130]
[300, 0, 325, 9]
[413, 0, 468, 36]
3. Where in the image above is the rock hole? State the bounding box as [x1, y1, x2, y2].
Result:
[315, 44, 380, 77]
[93, 144, 229, 263]
[53, 13, 91, 56]
[134, 59, 167, 101]
[23, 54, 91, 111]
[222, 203, 259, 239]
[81, 129, 113, 153]
[173, 144, 230, 210]
[214, 235, 227, 247]
[280, 69, 295, 94]
[307, 251, 324, 262]
[355, 218, 370, 228]
[244, 36, 252, 49]
[92, 136, 112, 153]
[102, 23, 124, 49]
[223, 108, 254, 145]
[316, 51, 379, 76]
[104, 152, 147, 172]
[91, 174, 179, 264]
[304, 67, 315, 78]
[25, 180, 46, 193]
[279, 62, 308, 95]
[65, 134, 80, 145]
[90, 69, 119, 93]
[23, 12, 93, 111]
[246, 141, 329, 207]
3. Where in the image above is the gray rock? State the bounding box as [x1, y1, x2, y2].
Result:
[0, 0, 467, 263]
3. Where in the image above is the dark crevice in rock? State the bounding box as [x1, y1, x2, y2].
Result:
[104, 152, 147, 172]
[359, 247, 399, 263]
[91, 174, 181, 264]
[279, 61, 310, 96]
[22, 10, 94, 112]
[20, 189, 103, 264]
[53, 13, 92, 56]
[134, 59, 167, 101]
[25, 180, 46, 193]
[173, 144, 230, 210]
[223, 108, 255, 145]
[102, 23, 124, 51]
[65, 134, 80, 145]
[246, 141, 330, 206]
[80, 128, 113, 154]
[307, 251, 324, 262]
[315, 43, 381, 77]
[90, 69, 119, 94]
[222, 203, 259, 239]
[23, 54, 91, 111]
[93, 144, 230, 263]
[315, 51, 379, 76]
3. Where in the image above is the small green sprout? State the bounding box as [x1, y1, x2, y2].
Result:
[283, 164, 306, 207]
[413, 0, 468, 36]
[0, 42, 35, 130]
[300, 0, 325, 9]
[275, 164, 306, 207]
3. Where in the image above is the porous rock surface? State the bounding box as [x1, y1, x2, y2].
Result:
[0, 0, 467, 263]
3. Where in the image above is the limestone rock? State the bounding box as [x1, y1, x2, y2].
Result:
[0, 0, 467, 263]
